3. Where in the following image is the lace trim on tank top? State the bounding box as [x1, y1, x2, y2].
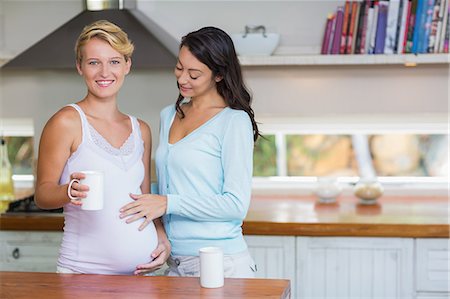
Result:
[88, 123, 134, 156]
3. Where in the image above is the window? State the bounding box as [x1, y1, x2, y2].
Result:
[0, 118, 34, 188]
[4, 136, 34, 175]
[253, 116, 448, 194]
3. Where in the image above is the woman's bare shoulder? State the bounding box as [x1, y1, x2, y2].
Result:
[44, 105, 81, 132]
[137, 118, 151, 132]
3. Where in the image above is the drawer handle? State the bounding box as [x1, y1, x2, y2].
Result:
[12, 248, 20, 259]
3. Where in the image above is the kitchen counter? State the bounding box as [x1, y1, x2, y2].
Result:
[0, 271, 291, 299]
[1, 195, 448, 238]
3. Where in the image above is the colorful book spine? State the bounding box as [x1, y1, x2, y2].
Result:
[412, 0, 426, 53]
[320, 0, 448, 55]
[394, 0, 407, 53]
[438, 0, 449, 52]
[322, 14, 335, 54]
[341, 1, 352, 54]
[397, 0, 411, 53]
[331, 6, 345, 54]
[384, 0, 401, 54]
[328, 13, 338, 54]
[347, 1, 360, 53]
[375, 1, 389, 54]
[434, 0, 448, 52]
[444, 3, 450, 52]
[351, 1, 362, 53]
[364, 2, 376, 53]
[359, 0, 372, 54]
[419, 0, 436, 53]
[369, 1, 381, 54]
[428, 0, 442, 52]
[406, 0, 419, 52]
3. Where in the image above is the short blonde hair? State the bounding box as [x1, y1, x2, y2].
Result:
[75, 20, 134, 63]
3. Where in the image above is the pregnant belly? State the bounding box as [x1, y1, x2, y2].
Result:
[72, 216, 158, 274]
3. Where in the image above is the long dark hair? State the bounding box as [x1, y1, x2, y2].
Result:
[175, 26, 260, 142]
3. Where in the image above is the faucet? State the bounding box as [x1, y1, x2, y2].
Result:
[243, 25, 267, 38]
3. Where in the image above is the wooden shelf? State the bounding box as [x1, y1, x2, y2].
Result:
[238, 53, 450, 66]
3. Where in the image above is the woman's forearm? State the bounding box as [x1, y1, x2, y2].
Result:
[35, 182, 70, 209]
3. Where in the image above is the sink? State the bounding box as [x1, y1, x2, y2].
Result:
[231, 32, 280, 56]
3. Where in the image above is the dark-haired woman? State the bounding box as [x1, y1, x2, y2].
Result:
[120, 26, 259, 277]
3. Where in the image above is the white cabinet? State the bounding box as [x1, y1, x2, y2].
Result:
[1, 230, 448, 299]
[0, 231, 62, 272]
[416, 238, 450, 299]
[245, 235, 296, 298]
[243, 235, 450, 299]
[296, 237, 414, 299]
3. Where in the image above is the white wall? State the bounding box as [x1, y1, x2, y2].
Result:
[244, 65, 448, 118]
[1, 0, 448, 153]
[1, 70, 177, 146]
[136, 0, 343, 55]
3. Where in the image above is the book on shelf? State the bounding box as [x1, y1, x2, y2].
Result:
[385, 0, 401, 54]
[331, 6, 345, 54]
[351, 1, 362, 53]
[437, 0, 449, 52]
[364, 1, 377, 53]
[394, 0, 410, 53]
[355, 0, 369, 54]
[428, 0, 442, 51]
[346, 1, 360, 53]
[340, 1, 352, 54]
[375, 1, 389, 53]
[321, 14, 335, 54]
[399, 0, 413, 53]
[369, 1, 381, 53]
[328, 13, 338, 54]
[320, 0, 449, 55]
[421, 0, 436, 53]
[412, 0, 431, 53]
[444, 1, 450, 52]
[405, 0, 419, 52]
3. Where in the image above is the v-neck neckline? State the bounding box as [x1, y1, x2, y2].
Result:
[88, 122, 134, 153]
[76, 104, 134, 151]
[167, 106, 229, 146]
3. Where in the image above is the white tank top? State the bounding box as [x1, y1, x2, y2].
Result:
[58, 104, 158, 274]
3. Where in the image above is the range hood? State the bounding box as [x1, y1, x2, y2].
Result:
[2, 0, 177, 70]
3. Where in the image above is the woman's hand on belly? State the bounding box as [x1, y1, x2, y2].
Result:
[134, 237, 171, 275]
[119, 193, 168, 230]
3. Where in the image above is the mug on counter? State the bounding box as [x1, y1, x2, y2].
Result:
[199, 246, 224, 288]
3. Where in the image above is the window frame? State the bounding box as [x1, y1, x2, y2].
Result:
[0, 118, 35, 188]
[253, 114, 448, 196]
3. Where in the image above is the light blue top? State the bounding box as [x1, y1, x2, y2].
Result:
[155, 104, 254, 256]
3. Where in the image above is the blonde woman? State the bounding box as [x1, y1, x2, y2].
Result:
[35, 20, 170, 275]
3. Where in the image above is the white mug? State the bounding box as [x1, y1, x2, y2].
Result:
[77, 170, 104, 210]
[199, 246, 224, 288]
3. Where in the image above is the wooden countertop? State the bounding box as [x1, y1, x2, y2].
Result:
[243, 195, 450, 238]
[0, 271, 291, 299]
[1, 195, 449, 238]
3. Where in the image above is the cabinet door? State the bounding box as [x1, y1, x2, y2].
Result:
[0, 231, 62, 272]
[416, 238, 450, 294]
[245, 235, 296, 297]
[297, 237, 414, 299]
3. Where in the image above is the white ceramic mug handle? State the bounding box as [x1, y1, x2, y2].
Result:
[67, 178, 80, 200]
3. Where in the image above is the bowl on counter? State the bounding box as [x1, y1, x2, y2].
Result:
[314, 177, 342, 204]
[354, 178, 384, 205]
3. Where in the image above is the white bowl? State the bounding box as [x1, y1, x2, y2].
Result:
[314, 177, 342, 204]
[231, 33, 280, 56]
